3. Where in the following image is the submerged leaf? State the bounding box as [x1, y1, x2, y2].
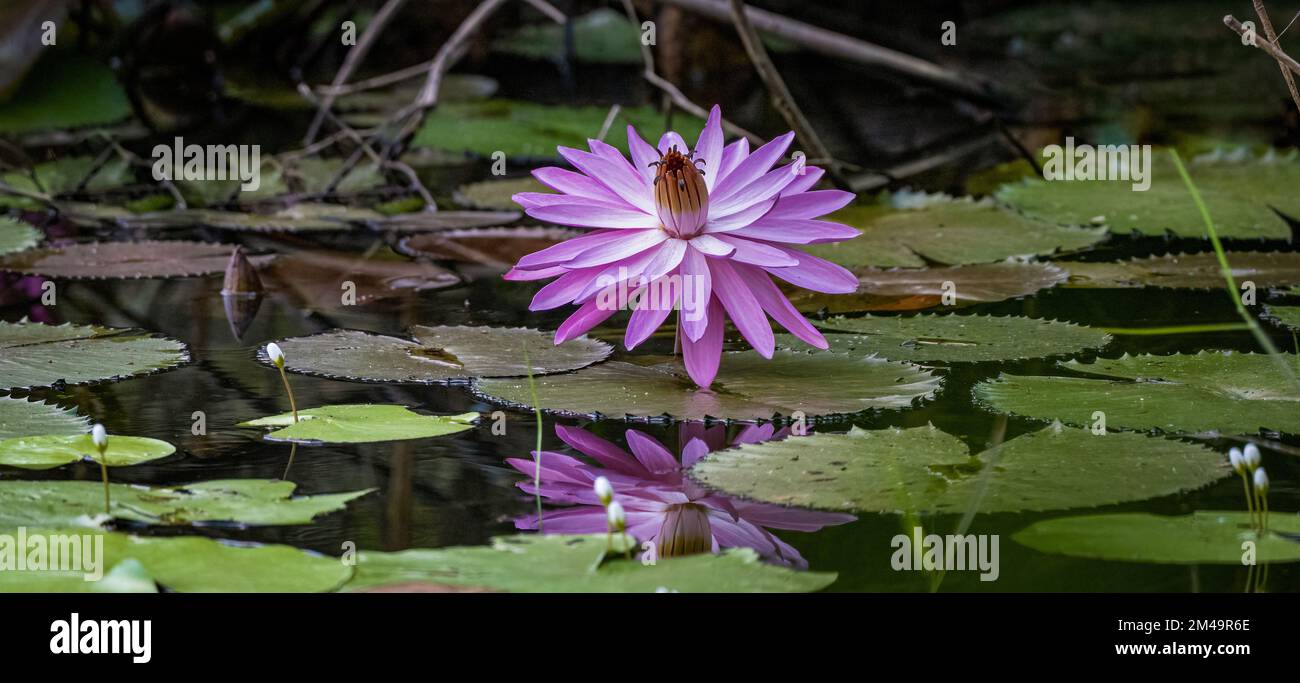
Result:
[454, 177, 550, 211]
[268, 326, 612, 383]
[689, 425, 1227, 513]
[1265, 305, 1300, 331]
[974, 351, 1300, 435]
[0, 320, 187, 390]
[803, 314, 1110, 362]
[0, 433, 174, 470]
[259, 248, 460, 307]
[0, 216, 40, 255]
[789, 262, 1069, 314]
[1062, 251, 1300, 289]
[474, 351, 941, 421]
[239, 405, 478, 444]
[0, 479, 373, 528]
[1013, 512, 1300, 564]
[397, 226, 580, 268]
[0, 240, 253, 279]
[347, 533, 835, 593]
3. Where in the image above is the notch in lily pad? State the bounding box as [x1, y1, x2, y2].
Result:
[239, 404, 479, 444]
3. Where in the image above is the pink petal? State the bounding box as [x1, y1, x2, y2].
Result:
[716, 138, 749, 187]
[687, 234, 734, 257]
[709, 164, 800, 218]
[504, 265, 566, 281]
[627, 125, 661, 183]
[710, 131, 794, 204]
[730, 500, 856, 531]
[528, 202, 659, 230]
[625, 281, 675, 350]
[572, 245, 663, 302]
[763, 246, 860, 294]
[678, 248, 713, 341]
[740, 262, 827, 348]
[532, 167, 631, 207]
[515, 229, 626, 269]
[765, 189, 856, 220]
[709, 258, 774, 357]
[641, 239, 687, 283]
[728, 218, 860, 244]
[529, 266, 602, 310]
[625, 430, 680, 474]
[680, 437, 711, 468]
[703, 197, 776, 233]
[563, 229, 668, 269]
[555, 424, 646, 476]
[658, 131, 689, 155]
[681, 298, 725, 388]
[557, 146, 655, 214]
[555, 300, 617, 343]
[712, 235, 799, 267]
[782, 166, 824, 196]
[694, 105, 725, 192]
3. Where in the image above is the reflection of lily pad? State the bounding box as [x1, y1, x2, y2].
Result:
[974, 352, 1300, 435]
[0, 397, 87, 440]
[801, 314, 1110, 363]
[397, 226, 579, 268]
[0, 216, 40, 255]
[0, 434, 174, 470]
[454, 177, 549, 210]
[690, 425, 1226, 513]
[1014, 512, 1300, 564]
[1062, 252, 1300, 289]
[1265, 305, 1300, 331]
[474, 351, 940, 421]
[239, 405, 478, 444]
[493, 8, 643, 64]
[810, 200, 1106, 268]
[789, 262, 1069, 314]
[0, 240, 247, 279]
[413, 99, 704, 159]
[270, 326, 612, 383]
[0, 321, 187, 390]
[259, 249, 460, 308]
[997, 152, 1299, 238]
[0, 479, 373, 528]
[347, 533, 835, 593]
[0, 529, 351, 592]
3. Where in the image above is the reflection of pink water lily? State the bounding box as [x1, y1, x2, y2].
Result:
[506, 424, 854, 568]
[504, 105, 860, 389]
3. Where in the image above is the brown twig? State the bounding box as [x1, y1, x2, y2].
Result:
[1253, 1, 1300, 112]
[726, 0, 843, 184]
[618, 0, 762, 145]
[304, 0, 410, 145]
[1225, 14, 1300, 77]
[658, 0, 1007, 106]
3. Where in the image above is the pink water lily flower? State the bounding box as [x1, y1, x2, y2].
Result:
[507, 424, 855, 568]
[504, 105, 860, 388]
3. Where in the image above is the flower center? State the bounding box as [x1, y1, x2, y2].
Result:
[657, 502, 713, 558]
[651, 146, 708, 239]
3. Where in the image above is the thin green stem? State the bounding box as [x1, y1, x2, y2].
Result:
[277, 366, 299, 423]
[1169, 149, 1300, 386]
[1101, 323, 1252, 335]
[97, 448, 111, 515]
[1240, 473, 1256, 526]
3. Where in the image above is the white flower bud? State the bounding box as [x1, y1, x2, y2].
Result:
[91, 424, 107, 451]
[593, 476, 613, 506]
[606, 501, 626, 532]
[266, 342, 286, 367]
[1243, 443, 1261, 470]
[1253, 467, 1269, 494]
[1228, 447, 1244, 474]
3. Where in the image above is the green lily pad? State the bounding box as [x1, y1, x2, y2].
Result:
[0, 320, 187, 391]
[0, 216, 40, 255]
[0, 397, 87, 440]
[493, 8, 643, 65]
[0, 433, 174, 470]
[269, 326, 612, 383]
[474, 350, 941, 421]
[413, 99, 704, 159]
[239, 405, 478, 444]
[803, 314, 1110, 363]
[1265, 305, 1300, 331]
[453, 176, 549, 210]
[347, 533, 835, 593]
[366, 210, 523, 232]
[1013, 512, 1300, 564]
[974, 351, 1300, 435]
[788, 262, 1070, 314]
[0, 529, 350, 592]
[0, 240, 248, 279]
[124, 204, 380, 232]
[1062, 251, 1300, 289]
[689, 424, 1226, 514]
[997, 151, 1299, 239]
[0, 156, 134, 209]
[0, 51, 131, 134]
[0, 479, 374, 528]
[286, 158, 384, 195]
[810, 199, 1107, 268]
